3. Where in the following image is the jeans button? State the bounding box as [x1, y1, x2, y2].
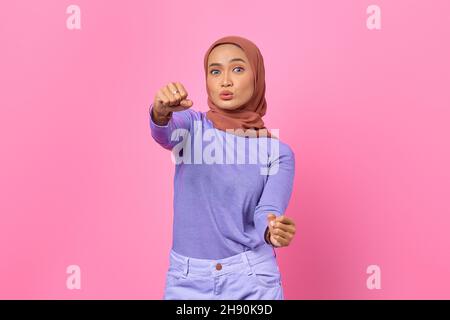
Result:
[215, 263, 222, 271]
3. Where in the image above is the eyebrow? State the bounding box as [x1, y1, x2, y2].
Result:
[208, 58, 246, 68]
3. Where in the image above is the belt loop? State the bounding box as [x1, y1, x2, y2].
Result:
[182, 257, 189, 278]
[273, 247, 277, 258]
[242, 251, 253, 275]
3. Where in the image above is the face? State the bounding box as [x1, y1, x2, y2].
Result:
[207, 44, 255, 111]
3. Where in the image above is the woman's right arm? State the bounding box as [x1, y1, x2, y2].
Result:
[149, 82, 194, 150]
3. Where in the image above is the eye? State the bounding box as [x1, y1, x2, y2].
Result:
[210, 69, 220, 75]
[233, 67, 244, 73]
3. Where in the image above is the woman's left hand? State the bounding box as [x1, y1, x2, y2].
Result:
[266, 214, 296, 247]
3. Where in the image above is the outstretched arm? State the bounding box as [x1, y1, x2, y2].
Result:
[149, 103, 194, 150]
[254, 143, 296, 247]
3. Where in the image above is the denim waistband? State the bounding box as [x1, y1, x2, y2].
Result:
[168, 244, 277, 277]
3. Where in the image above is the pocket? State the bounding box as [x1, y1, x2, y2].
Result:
[165, 266, 183, 286]
[250, 258, 282, 288]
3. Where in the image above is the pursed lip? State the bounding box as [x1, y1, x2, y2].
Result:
[219, 90, 234, 100]
[220, 90, 233, 95]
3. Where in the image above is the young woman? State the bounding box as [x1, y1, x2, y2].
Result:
[149, 35, 296, 300]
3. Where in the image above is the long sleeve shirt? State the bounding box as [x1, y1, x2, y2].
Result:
[149, 104, 295, 260]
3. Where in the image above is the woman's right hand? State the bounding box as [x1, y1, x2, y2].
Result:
[152, 82, 194, 125]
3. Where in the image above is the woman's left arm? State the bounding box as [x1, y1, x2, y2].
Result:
[254, 142, 296, 248]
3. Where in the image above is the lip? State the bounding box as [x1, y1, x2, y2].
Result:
[219, 91, 234, 100]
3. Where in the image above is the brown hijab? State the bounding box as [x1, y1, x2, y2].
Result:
[203, 35, 276, 139]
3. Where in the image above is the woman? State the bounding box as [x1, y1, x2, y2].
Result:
[149, 35, 296, 300]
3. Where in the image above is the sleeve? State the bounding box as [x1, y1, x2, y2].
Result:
[253, 143, 296, 244]
[148, 103, 194, 150]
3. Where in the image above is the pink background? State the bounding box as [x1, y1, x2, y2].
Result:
[1, 0, 449, 299]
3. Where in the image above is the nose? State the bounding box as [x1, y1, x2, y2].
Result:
[221, 71, 232, 87]
[221, 80, 232, 88]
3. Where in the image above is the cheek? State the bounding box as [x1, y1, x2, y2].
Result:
[241, 77, 254, 96]
[207, 78, 218, 95]
[206, 84, 213, 97]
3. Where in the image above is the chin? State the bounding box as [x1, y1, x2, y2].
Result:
[214, 100, 242, 111]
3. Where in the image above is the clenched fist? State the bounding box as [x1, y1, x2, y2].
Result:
[151, 82, 194, 125]
[265, 213, 296, 247]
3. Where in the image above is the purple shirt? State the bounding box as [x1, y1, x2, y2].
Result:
[149, 104, 295, 260]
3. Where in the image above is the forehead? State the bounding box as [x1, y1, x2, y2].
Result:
[208, 44, 247, 62]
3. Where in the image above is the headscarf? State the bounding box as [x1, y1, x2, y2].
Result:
[203, 35, 275, 138]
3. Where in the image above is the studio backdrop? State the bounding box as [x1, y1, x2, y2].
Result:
[1, 0, 449, 299]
